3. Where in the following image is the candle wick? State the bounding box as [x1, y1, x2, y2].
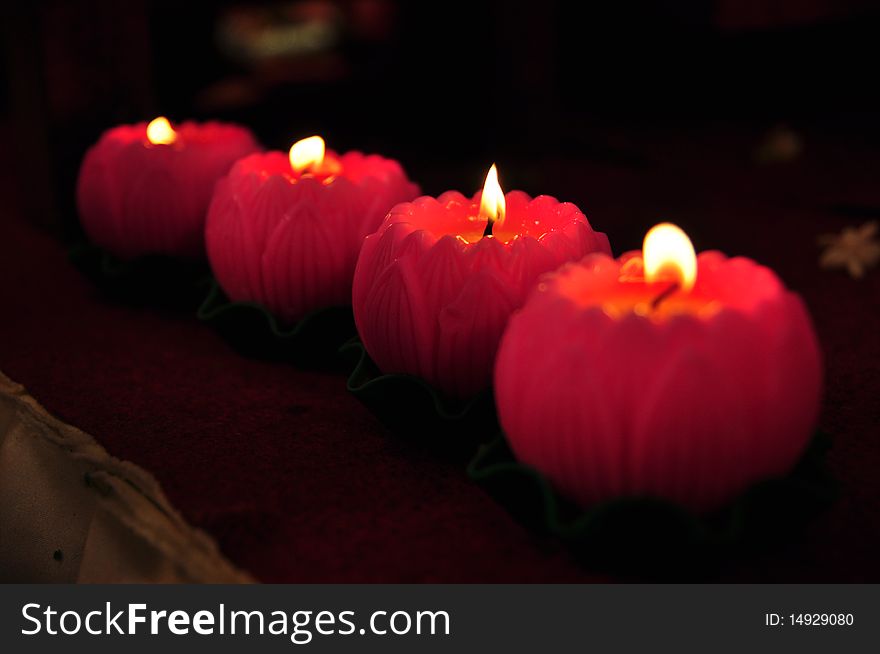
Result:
[482, 217, 494, 238]
[650, 281, 680, 311]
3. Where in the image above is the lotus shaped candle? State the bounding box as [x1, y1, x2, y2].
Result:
[205, 136, 420, 324]
[77, 117, 260, 259]
[494, 224, 823, 512]
[352, 165, 612, 399]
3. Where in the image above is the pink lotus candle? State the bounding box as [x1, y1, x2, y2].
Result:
[77, 117, 260, 259]
[352, 165, 612, 399]
[495, 223, 822, 512]
[205, 136, 419, 324]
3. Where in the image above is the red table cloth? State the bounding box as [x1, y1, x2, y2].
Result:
[1, 121, 878, 582]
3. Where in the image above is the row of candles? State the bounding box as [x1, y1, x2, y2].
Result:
[77, 117, 822, 513]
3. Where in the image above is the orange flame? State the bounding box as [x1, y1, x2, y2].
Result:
[643, 223, 697, 292]
[289, 136, 325, 173]
[478, 164, 506, 230]
[146, 117, 176, 145]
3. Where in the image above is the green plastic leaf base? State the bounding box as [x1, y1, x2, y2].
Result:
[468, 432, 837, 578]
[342, 339, 498, 455]
[197, 280, 356, 368]
[69, 242, 211, 310]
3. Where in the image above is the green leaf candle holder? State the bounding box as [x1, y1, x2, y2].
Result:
[467, 431, 837, 578]
[198, 280, 356, 368]
[69, 242, 211, 310]
[342, 339, 499, 455]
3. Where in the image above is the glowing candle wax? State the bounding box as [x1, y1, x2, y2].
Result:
[205, 136, 419, 324]
[494, 224, 823, 512]
[77, 117, 260, 259]
[352, 165, 612, 399]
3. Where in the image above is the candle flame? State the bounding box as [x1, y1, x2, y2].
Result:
[479, 164, 506, 230]
[146, 116, 177, 145]
[643, 223, 697, 292]
[289, 136, 325, 173]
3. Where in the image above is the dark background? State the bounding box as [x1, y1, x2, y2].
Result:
[3, 0, 880, 244]
[1, 1, 879, 582]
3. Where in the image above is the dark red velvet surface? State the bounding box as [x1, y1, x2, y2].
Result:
[1, 122, 878, 582]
